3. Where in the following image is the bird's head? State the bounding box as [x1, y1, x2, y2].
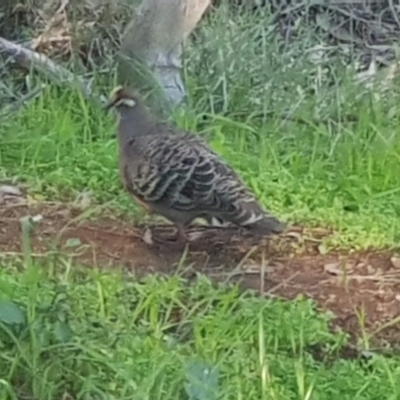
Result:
[105, 86, 139, 111]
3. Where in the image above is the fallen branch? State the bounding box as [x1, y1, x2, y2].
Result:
[0, 36, 99, 102]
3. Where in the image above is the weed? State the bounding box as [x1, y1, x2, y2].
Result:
[0, 262, 399, 399]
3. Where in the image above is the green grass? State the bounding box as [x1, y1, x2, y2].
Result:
[1, 259, 400, 400]
[2, 5, 400, 398]
[0, 1, 400, 251]
[0, 11, 400, 248]
[1, 78, 400, 248]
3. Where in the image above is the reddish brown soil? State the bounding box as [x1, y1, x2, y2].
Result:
[1, 201, 400, 346]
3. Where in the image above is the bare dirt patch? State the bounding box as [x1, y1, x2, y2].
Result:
[1, 201, 400, 346]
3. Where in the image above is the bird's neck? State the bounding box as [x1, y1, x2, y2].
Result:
[116, 104, 154, 143]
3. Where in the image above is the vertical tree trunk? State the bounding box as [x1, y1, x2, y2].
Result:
[117, 0, 210, 117]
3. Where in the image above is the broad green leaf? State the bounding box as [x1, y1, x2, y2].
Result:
[65, 238, 82, 248]
[0, 300, 25, 326]
[184, 359, 219, 400]
[54, 320, 73, 343]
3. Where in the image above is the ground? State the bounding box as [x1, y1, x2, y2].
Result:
[2, 198, 400, 347]
[3, 4, 400, 398]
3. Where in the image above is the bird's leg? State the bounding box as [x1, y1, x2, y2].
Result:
[175, 223, 189, 244]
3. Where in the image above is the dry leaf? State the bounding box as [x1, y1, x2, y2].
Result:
[143, 228, 154, 245]
[285, 231, 303, 240]
[73, 190, 92, 210]
[324, 262, 343, 276]
[390, 257, 400, 269]
[318, 243, 329, 255]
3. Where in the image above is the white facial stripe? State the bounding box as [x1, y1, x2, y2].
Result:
[117, 98, 136, 107]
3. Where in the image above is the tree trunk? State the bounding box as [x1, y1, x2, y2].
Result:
[117, 0, 210, 117]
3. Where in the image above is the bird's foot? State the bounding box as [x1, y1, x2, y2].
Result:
[174, 224, 190, 246]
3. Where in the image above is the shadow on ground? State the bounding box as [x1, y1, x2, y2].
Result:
[1, 200, 400, 346]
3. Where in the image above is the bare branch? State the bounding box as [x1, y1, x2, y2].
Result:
[0, 36, 94, 100]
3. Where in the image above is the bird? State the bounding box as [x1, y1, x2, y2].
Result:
[105, 85, 285, 243]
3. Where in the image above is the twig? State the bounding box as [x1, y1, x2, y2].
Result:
[0, 251, 55, 258]
[264, 271, 301, 296]
[222, 245, 260, 282]
[81, 225, 142, 239]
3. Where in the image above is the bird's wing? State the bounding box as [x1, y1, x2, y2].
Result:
[124, 131, 284, 233]
[126, 132, 262, 218]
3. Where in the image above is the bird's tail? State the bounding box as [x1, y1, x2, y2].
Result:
[242, 213, 285, 235]
[226, 201, 285, 235]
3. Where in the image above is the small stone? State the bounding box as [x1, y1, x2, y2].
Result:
[390, 257, 400, 269]
[324, 262, 342, 275]
[0, 185, 22, 197]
